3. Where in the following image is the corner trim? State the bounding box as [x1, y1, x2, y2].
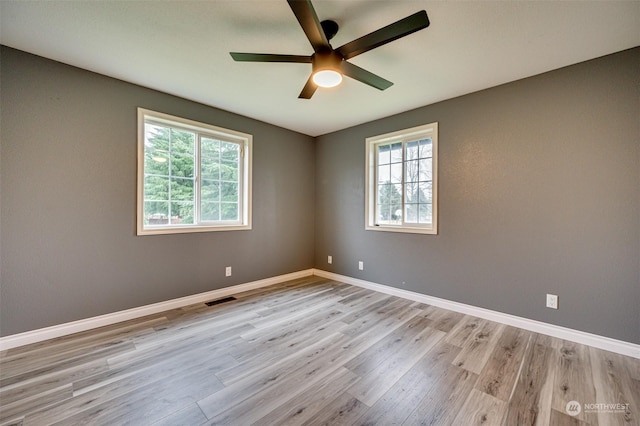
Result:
[0, 269, 314, 351]
[313, 269, 640, 359]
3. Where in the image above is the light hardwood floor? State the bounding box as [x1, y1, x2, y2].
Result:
[1, 276, 638, 425]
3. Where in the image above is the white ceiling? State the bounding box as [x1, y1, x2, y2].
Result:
[1, 1, 639, 137]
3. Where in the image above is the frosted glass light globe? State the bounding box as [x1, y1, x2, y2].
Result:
[312, 70, 342, 88]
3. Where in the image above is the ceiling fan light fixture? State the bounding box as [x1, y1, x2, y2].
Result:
[230, 1, 430, 99]
[313, 69, 342, 88]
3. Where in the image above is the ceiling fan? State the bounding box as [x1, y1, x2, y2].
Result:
[230, 0, 430, 99]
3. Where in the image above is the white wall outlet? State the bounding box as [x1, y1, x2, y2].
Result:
[546, 294, 558, 309]
[328, 255, 332, 264]
[225, 266, 232, 277]
[358, 261, 364, 271]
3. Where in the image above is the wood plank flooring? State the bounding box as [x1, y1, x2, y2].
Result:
[1, 276, 638, 425]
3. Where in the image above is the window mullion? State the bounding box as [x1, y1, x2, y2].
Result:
[168, 127, 172, 222]
[238, 149, 242, 223]
[401, 139, 407, 227]
[239, 141, 244, 222]
[374, 144, 379, 225]
[195, 133, 201, 226]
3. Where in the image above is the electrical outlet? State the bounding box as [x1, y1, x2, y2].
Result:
[546, 294, 558, 309]
[358, 261, 364, 271]
[328, 255, 332, 264]
[225, 266, 232, 277]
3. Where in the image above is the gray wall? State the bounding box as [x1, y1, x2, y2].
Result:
[315, 48, 640, 344]
[0, 47, 315, 336]
[2, 45, 639, 345]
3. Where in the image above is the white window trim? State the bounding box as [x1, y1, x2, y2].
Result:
[365, 122, 438, 235]
[137, 108, 252, 235]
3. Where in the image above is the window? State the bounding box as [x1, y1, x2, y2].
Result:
[137, 108, 252, 235]
[365, 122, 438, 234]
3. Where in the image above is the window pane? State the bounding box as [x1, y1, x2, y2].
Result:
[171, 129, 195, 155]
[145, 124, 170, 151]
[377, 184, 389, 205]
[391, 202, 402, 222]
[418, 182, 432, 203]
[144, 151, 169, 176]
[201, 159, 220, 180]
[170, 153, 194, 178]
[201, 179, 219, 202]
[221, 182, 238, 202]
[201, 138, 220, 159]
[405, 182, 419, 203]
[220, 160, 238, 181]
[405, 159, 419, 183]
[377, 204, 391, 223]
[393, 183, 402, 203]
[221, 203, 238, 221]
[221, 142, 239, 162]
[419, 203, 432, 224]
[144, 201, 168, 225]
[419, 158, 432, 181]
[378, 183, 402, 206]
[170, 178, 194, 201]
[377, 144, 391, 165]
[201, 202, 220, 221]
[390, 143, 403, 162]
[419, 138, 432, 158]
[144, 175, 168, 200]
[390, 162, 402, 184]
[406, 140, 419, 160]
[405, 204, 418, 223]
[377, 164, 390, 184]
[378, 204, 403, 225]
[170, 201, 194, 225]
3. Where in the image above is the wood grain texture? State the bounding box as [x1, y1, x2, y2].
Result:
[444, 314, 483, 348]
[503, 335, 553, 426]
[551, 340, 599, 425]
[452, 388, 507, 425]
[1, 276, 638, 425]
[452, 319, 506, 374]
[475, 325, 531, 401]
[252, 367, 360, 426]
[375, 341, 475, 426]
[589, 347, 636, 425]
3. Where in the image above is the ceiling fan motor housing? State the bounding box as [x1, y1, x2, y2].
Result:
[312, 51, 342, 74]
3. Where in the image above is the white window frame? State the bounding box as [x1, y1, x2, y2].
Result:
[365, 122, 438, 235]
[137, 108, 252, 235]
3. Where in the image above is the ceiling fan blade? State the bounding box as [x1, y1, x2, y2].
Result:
[287, 0, 331, 53]
[340, 61, 393, 91]
[298, 75, 317, 99]
[336, 10, 430, 60]
[230, 52, 312, 63]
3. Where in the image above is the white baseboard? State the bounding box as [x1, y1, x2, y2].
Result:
[313, 269, 640, 359]
[4, 268, 638, 359]
[0, 269, 314, 351]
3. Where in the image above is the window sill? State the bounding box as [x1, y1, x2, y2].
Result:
[137, 224, 252, 236]
[365, 224, 437, 235]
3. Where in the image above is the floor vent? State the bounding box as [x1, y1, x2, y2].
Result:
[205, 296, 237, 307]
